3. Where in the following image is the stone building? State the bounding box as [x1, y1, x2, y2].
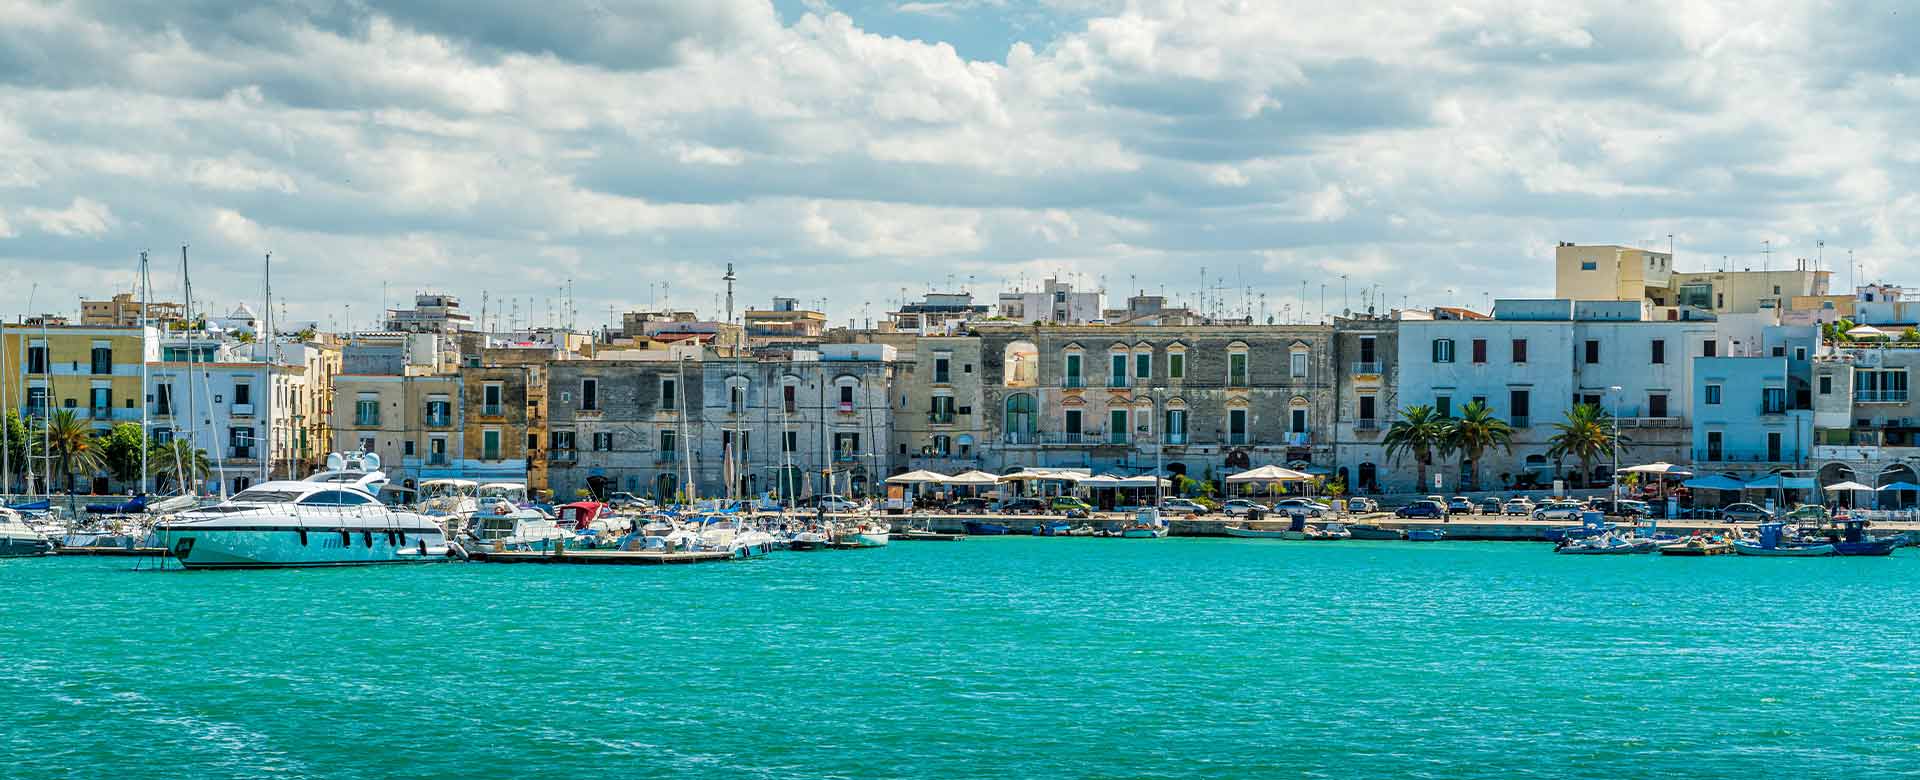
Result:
[891, 336, 989, 476]
[698, 345, 900, 500]
[545, 358, 704, 502]
[973, 323, 1338, 491]
[1330, 316, 1399, 494]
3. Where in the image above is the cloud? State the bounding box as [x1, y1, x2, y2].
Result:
[0, 0, 1913, 326]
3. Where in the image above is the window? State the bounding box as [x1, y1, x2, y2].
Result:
[1290, 351, 1308, 378]
[1583, 340, 1600, 364]
[1431, 339, 1455, 363]
[1761, 388, 1786, 414]
[1508, 390, 1530, 426]
[26, 344, 48, 374]
[581, 379, 598, 411]
[1110, 354, 1128, 387]
[1705, 431, 1723, 461]
[1064, 353, 1083, 387]
[1471, 339, 1487, 364]
[1580, 261, 1597, 270]
[153, 426, 172, 444]
[592, 432, 613, 451]
[1228, 352, 1248, 387]
[1165, 409, 1187, 444]
[358, 435, 375, 453]
[722, 430, 750, 454]
[1771, 346, 1785, 357]
[1651, 339, 1666, 365]
[1705, 384, 1722, 405]
[1136, 352, 1151, 379]
[1109, 409, 1128, 444]
[782, 430, 798, 453]
[730, 385, 747, 413]
[551, 431, 577, 451]
[1228, 409, 1248, 445]
[1168, 352, 1185, 379]
[833, 432, 860, 461]
[1004, 394, 1037, 442]
[426, 399, 451, 426]
[483, 383, 503, 415]
[1435, 395, 1451, 418]
[661, 378, 678, 410]
[1716, 293, 1724, 309]
[1291, 408, 1307, 434]
[90, 344, 112, 374]
[234, 383, 251, 406]
[355, 396, 379, 427]
[1358, 395, 1376, 422]
[660, 429, 677, 455]
[1511, 339, 1527, 363]
[1648, 393, 1668, 418]
[1794, 347, 1807, 361]
[1819, 376, 1832, 395]
[1767, 432, 1783, 462]
[838, 384, 855, 406]
[229, 426, 255, 458]
[299, 490, 374, 506]
[154, 383, 173, 415]
[482, 430, 501, 460]
[1065, 409, 1083, 435]
[1855, 369, 1909, 403]
[25, 387, 46, 417]
[428, 436, 447, 465]
[1358, 337, 1376, 364]
[1702, 340, 1717, 358]
[404, 440, 415, 456]
[934, 357, 951, 384]
[90, 386, 111, 415]
[932, 434, 951, 456]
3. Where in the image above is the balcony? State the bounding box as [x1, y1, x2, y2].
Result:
[1063, 376, 1086, 389]
[1003, 431, 1035, 445]
[1107, 431, 1130, 445]
[837, 401, 855, 413]
[1616, 416, 1683, 428]
[425, 414, 451, 427]
[1510, 415, 1531, 428]
[927, 411, 955, 425]
[228, 448, 257, 461]
[1354, 419, 1379, 431]
[1351, 361, 1382, 375]
[1035, 431, 1103, 445]
[834, 451, 860, 463]
[231, 403, 254, 416]
[355, 414, 380, 428]
[1857, 390, 1910, 404]
[1228, 376, 1249, 389]
[1109, 376, 1129, 389]
[656, 451, 680, 464]
[550, 450, 577, 463]
[481, 404, 504, 417]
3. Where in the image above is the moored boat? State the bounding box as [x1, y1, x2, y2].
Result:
[0, 507, 53, 557]
[963, 520, 1011, 536]
[1224, 525, 1289, 539]
[1732, 523, 1833, 557]
[1659, 535, 1734, 556]
[1829, 517, 1900, 557]
[1345, 524, 1404, 540]
[1405, 528, 1445, 541]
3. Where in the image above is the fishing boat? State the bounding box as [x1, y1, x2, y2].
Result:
[898, 527, 966, 541]
[1119, 508, 1168, 539]
[153, 452, 448, 569]
[1733, 523, 1833, 557]
[1345, 524, 1404, 540]
[1555, 532, 1649, 555]
[1031, 519, 1072, 536]
[1313, 523, 1352, 540]
[833, 519, 891, 549]
[1829, 517, 1900, 557]
[0, 507, 53, 557]
[1066, 524, 1096, 537]
[1405, 528, 1445, 542]
[1224, 524, 1289, 539]
[1658, 535, 1734, 556]
[963, 520, 1011, 536]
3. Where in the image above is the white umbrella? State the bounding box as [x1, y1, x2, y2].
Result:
[944, 470, 1001, 485]
[1619, 462, 1692, 476]
[1113, 475, 1171, 488]
[1077, 474, 1124, 487]
[1225, 465, 1313, 483]
[1824, 481, 1877, 492]
[1846, 324, 1891, 340]
[886, 469, 951, 485]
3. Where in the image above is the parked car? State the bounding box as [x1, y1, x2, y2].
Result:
[810, 494, 860, 512]
[948, 497, 992, 514]
[1344, 497, 1379, 513]
[1395, 500, 1446, 519]
[1479, 497, 1505, 515]
[1447, 496, 1475, 514]
[996, 497, 1048, 515]
[1531, 502, 1586, 521]
[1159, 498, 1207, 515]
[1589, 498, 1650, 517]
[1049, 496, 1095, 515]
[1783, 504, 1831, 524]
[1722, 502, 1773, 523]
[1273, 498, 1327, 518]
[1221, 499, 1269, 517]
[1502, 497, 1536, 516]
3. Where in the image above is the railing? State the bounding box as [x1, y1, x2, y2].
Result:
[231, 403, 255, 416]
[1063, 376, 1086, 388]
[656, 451, 679, 464]
[927, 411, 955, 424]
[933, 373, 951, 385]
[1228, 374, 1248, 388]
[1696, 451, 1793, 464]
[550, 450, 577, 463]
[1107, 431, 1129, 445]
[228, 448, 256, 461]
[1035, 431, 1103, 445]
[1228, 434, 1249, 445]
[1166, 433, 1188, 445]
[837, 401, 855, 413]
[1354, 419, 1378, 430]
[425, 414, 451, 427]
[355, 414, 380, 427]
[481, 404, 503, 417]
[1109, 376, 1129, 388]
[1003, 431, 1035, 445]
[1617, 416, 1682, 427]
[1759, 404, 1787, 416]
[1510, 416, 1531, 428]
[427, 454, 448, 466]
[1351, 361, 1382, 375]
[1856, 390, 1910, 404]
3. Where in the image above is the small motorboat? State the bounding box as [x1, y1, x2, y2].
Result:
[1733, 523, 1833, 557]
[1556, 532, 1646, 555]
[1659, 535, 1734, 556]
[1345, 524, 1404, 540]
[1066, 525, 1096, 537]
[1829, 517, 1900, 557]
[1312, 523, 1352, 540]
[788, 528, 831, 551]
[1405, 528, 1445, 542]
[0, 508, 53, 557]
[1224, 525, 1289, 539]
[1031, 519, 1072, 536]
[963, 520, 1011, 536]
[898, 527, 966, 541]
[1119, 508, 1169, 539]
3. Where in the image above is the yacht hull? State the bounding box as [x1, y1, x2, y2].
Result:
[162, 528, 449, 569]
[0, 535, 53, 557]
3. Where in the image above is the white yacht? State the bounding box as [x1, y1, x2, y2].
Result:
[416, 479, 479, 519]
[153, 452, 448, 569]
[0, 508, 53, 557]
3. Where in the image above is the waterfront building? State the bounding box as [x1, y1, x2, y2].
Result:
[80, 292, 186, 328]
[743, 298, 828, 350]
[1330, 315, 1399, 494]
[1, 322, 158, 434]
[996, 277, 1104, 325]
[698, 344, 899, 500]
[461, 363, 541, 490]
[149, 354, 307, 495]
[1395, 300, 1715, 492]
[1851, 284, 1920, 328]
[974, 323, 1336, 492]
[892, 336, 989, 477]
[1811, 342, 1918, 506]
[545, 358, 704, 502]
[1555, 241, 1832, 316]
[887, 292, 989, 335]
[330, 373, 462, 496]
[1692, 355, 1813, 474]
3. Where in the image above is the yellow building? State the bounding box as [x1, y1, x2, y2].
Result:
[80, 292, 186, 328]
[1553, 243, 1675, 302]
[1, 324, 159, 428]
[1555, 243, 1833, 315]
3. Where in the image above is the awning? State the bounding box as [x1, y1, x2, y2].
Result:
[1619, 462, 1692, 476]
[1825, 481, 1878, 492]
[886, 470, 951, 485]
[1878, 481, 1920, 492]
[998, 470, 1084, 483]
[1745, 474, 1815, 490]
[1682, 475, 1748, 491]
[1113, 475, 1171, 488]
[1225, 465, 1313, 483]
[1846, 325, 1891, 339]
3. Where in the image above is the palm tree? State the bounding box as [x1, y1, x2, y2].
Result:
[149, 439, 212, 495]
[1546, 403, 1629, 488]
[1444, 400, 1514, 490]
[1383, 404, 1451, 493]
[31, 410, 105, 492]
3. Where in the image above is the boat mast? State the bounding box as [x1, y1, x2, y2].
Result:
[181, 245, 201, 497]
[139, 250, 150, 496]
[37, 285, 50, 497]
[260, 251, 270, 485]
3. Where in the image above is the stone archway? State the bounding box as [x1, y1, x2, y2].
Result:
[1879, 464, 1918, 509]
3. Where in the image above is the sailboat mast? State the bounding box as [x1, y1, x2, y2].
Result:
[181, 245, 198, 496]
[260, 252, 270, 484]
[139, 251, 150, 496]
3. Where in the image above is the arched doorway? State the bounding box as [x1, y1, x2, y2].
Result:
[1818, 463, 1857, 507]
[776, 465, 803, 499]
[1004, 393, 1036, 444]
[1357, 462, 1378, 493]
[1225, 449, 1251, 470]
[1336, 466, 1350, 493]
[1879, 464, 1918, 509]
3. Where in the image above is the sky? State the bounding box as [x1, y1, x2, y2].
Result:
[0, 0, 1915, 330]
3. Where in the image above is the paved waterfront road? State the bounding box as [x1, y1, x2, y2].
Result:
[4, 539, 1920, 779]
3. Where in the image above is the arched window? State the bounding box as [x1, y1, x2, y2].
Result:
[1003, 341, 1039, 387]
[1004, 393, 1037, 443]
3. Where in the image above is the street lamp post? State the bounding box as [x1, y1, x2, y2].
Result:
[1608, 385, 1623, 500]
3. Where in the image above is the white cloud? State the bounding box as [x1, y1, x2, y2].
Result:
[22, 197, 114, 237]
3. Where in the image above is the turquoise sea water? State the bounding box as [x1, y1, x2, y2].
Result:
[5, 539, 1920, 779]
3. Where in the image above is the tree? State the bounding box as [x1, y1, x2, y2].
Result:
[100, 423, 149, 487]
[1444, 400, 1514, 491]
[1902, 327, 1920, 344]
[149, 439, 211, 495]
[31, 410, 106, 492]
[1, 409, 25, 486]
[1546, 403, 1629, 488]
[1383, 404, 1451, 493]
